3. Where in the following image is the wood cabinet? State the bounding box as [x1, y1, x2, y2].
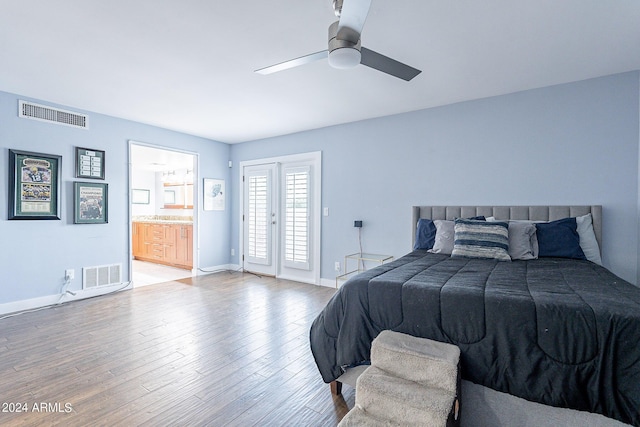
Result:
[132, 222, 193, 269]
[132, 222, 142, 257]
[174, 224, 193, 268]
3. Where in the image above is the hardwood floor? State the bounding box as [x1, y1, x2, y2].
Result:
[0, 273, 355, 426]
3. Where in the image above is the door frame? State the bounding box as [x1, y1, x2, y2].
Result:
[239, 151, 322, 285]
[128, 140, 199, 285]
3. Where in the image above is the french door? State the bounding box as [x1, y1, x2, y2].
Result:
[243, 164, 277, 276]
[241, 153, 321, 284]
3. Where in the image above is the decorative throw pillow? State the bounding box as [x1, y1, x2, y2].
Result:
[428, 217, 488, 255]
[414, 218, 437, 250]
[535, 217, 586, 260]
[451, 219, 511, 261]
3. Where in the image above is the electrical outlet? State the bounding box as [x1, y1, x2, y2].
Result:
[231, 248, 235, 256]
[334, 261, 341, 272]
[65, 269, 75, 280]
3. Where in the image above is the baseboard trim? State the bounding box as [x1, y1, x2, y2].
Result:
[277, 273, 318, 286]
[319, 278, 338, 288]
[0, 282, 133, 317]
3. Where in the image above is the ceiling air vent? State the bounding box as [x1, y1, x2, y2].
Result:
[18, 100, 89, 129]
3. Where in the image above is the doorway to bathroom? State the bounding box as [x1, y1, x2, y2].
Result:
[129, 142, 198, 287]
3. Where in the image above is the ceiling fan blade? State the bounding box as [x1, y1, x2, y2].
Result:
[255, 50, 328, 75]
[360, 47, 422, 81]
[337, 0, 371, 43]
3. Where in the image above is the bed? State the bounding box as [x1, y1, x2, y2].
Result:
[309, 205, 640, 426]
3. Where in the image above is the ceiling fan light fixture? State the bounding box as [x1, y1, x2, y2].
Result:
[255, 9, 421, 81]
[327, 20, 361, 69]
[328, 47, 361, 69]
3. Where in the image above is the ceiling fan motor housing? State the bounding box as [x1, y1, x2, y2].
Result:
[327, 21, 361, 69]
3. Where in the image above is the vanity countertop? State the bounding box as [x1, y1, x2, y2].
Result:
[133, 216, 193, 225]
[134, 219, 193, 224]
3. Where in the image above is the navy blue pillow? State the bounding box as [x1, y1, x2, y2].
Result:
[535, 217, 586, 260]
[414, 218, 436, 250]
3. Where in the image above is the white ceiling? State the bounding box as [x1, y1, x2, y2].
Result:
[130, 144, 195, 172]
[1, 1, 639, 144]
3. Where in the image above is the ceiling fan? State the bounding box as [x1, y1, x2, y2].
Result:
[255, 0, 421, 81]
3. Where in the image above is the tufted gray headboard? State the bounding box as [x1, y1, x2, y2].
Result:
[412, 205, 602, 253]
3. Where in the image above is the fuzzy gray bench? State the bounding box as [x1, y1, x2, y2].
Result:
[338, 330, 461, 427]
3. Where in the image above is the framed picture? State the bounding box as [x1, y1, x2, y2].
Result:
[74, 182, 108, 224]
[8, 149, 62, 220]
[132, 188, 150, 204]
[204, 178, 225, 211]
[75, 147, 105, 180]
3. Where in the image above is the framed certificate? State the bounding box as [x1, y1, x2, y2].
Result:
[8, 149, 61, 220]
[75, 147, 105, 180]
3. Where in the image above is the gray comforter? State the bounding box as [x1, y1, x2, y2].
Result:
[309, 250, 640, 426]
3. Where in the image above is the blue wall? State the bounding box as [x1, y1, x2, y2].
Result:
[1, 70, 638, 312]
[230, 72, 640, 285]
[0, 91, 231, 307]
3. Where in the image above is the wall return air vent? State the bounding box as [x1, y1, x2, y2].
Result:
[83, 263, 122, 289]
[18, 100, 89, 129]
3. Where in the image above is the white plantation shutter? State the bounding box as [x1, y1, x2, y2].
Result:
[246, 170, 271, 265]
[241, 152, 320, 283]
[284, 166, 310, 270]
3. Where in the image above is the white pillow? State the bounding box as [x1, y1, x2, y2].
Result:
[428, 220, 455, 255]
[576, 213, 602, 265]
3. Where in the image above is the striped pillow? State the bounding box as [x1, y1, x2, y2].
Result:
[452, 219, 511, 261]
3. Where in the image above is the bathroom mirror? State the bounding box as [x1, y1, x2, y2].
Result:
[163, 183, 193, 209]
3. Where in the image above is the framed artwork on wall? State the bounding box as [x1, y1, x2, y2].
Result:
[74, 182, 108, 224]
[164, 189, 176, 205]
[75, 147, 105, 180]
[203, 178, 225, 211]
[8, 149, 62, 220]
[132, 189, 150, 204]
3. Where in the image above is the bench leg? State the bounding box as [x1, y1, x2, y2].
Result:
[330, 380, 342, 395]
